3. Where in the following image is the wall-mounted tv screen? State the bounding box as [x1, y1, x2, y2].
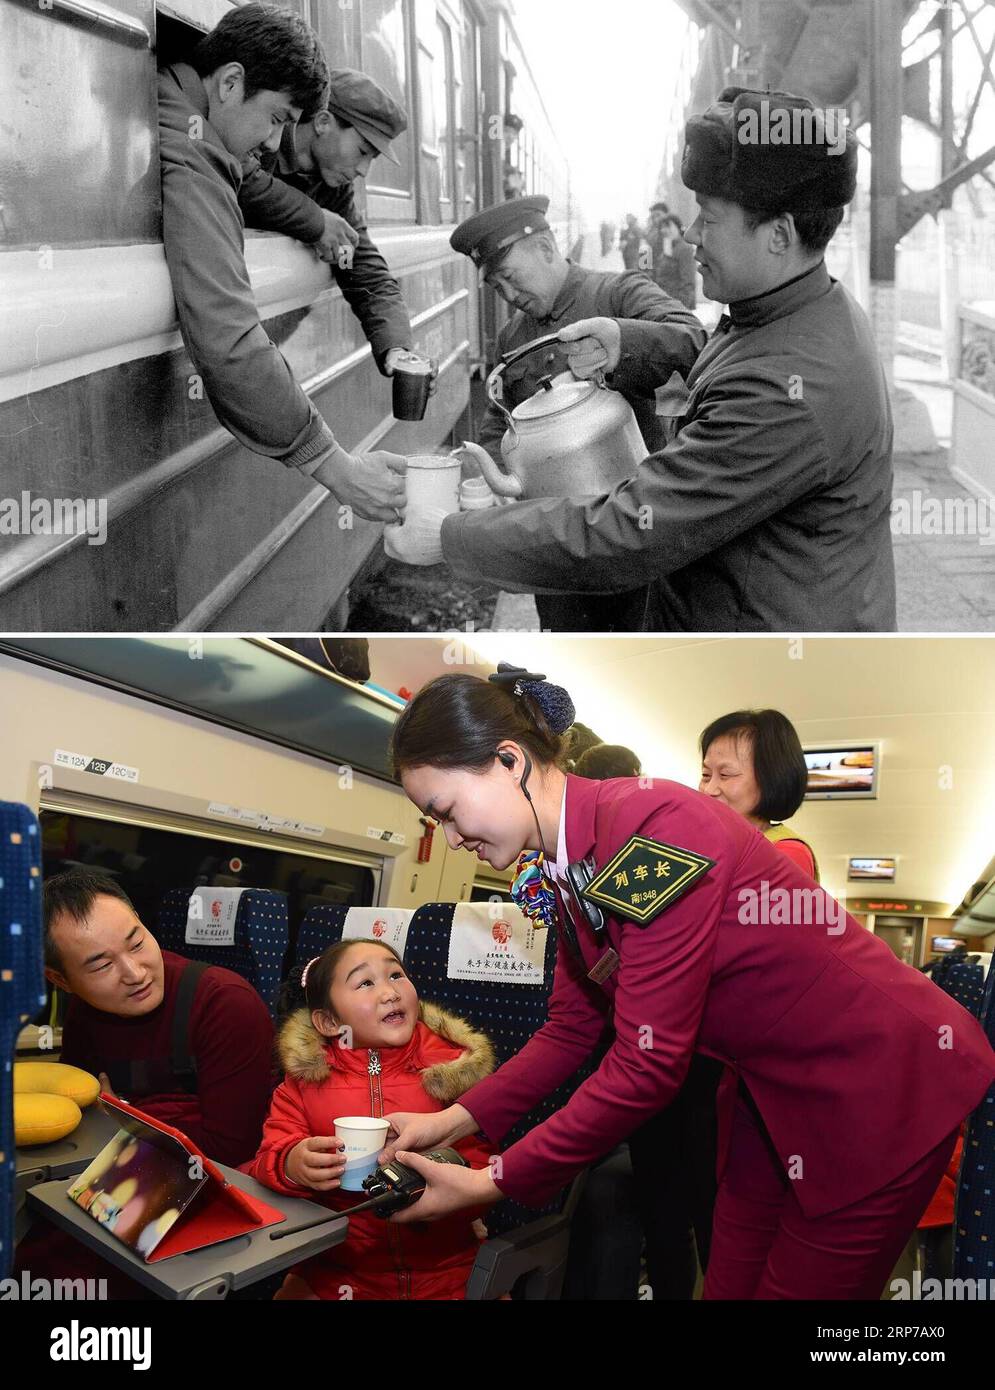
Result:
[931, 937, 962, 954]
[804, 744, 879, 800]
[848, 857, 896, 881]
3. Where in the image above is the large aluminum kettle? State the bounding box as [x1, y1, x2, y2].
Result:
[457, 332, 646, 500]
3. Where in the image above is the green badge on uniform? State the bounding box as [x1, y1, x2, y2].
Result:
[581, 836, 715, 925]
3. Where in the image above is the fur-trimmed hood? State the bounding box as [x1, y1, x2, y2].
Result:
[277, 1000, 496, 1104]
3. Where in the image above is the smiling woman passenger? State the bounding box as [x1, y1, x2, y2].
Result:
[699, 708, 819, 880]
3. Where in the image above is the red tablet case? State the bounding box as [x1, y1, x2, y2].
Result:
[82, 1094, 286, 1262]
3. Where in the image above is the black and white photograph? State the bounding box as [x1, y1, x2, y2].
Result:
[2, 0, 994, 633]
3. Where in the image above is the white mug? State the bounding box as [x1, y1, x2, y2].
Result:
[385, 453, 463, 567]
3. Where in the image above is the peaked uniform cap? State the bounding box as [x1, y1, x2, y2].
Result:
[451, 195, 552, 273]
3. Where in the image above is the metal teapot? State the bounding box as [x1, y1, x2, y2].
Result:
[456, 332, 646, 501]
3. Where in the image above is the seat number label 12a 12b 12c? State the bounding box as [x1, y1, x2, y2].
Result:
[54, 748, 139, 782]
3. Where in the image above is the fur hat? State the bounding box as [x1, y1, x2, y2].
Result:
[682, 87, 858, 212]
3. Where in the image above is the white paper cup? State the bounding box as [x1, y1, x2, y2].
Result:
[334, 1116, 391, 1192]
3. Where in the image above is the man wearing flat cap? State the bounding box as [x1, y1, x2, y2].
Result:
[438, 88, 896, 633]
[450, 195, 707, 631]
[239, 67, 424, 388]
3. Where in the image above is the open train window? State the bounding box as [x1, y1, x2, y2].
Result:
[39, 806, 381, 945]
[154, 1, 225, 68]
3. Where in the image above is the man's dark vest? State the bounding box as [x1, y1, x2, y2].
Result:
[103, 960, 209, 1098]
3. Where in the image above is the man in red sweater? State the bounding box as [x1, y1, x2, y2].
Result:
[44, 870, 274, 1166]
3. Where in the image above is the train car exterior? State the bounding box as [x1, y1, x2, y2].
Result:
[0, 0, 573, 633]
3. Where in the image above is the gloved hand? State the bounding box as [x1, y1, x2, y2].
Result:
[558, 317, 623, 378]
[312, 210, 360, 270]
[311, 445, 408, 524]
[384, 349, 440, 399]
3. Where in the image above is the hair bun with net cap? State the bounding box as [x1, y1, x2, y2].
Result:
[489, 663, 576, 736]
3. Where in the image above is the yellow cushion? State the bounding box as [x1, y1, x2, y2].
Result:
[14, 1093, 82, 1146]
[14, 1062, 100, 1109]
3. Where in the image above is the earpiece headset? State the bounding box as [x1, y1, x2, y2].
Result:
[497, 747, 533, 802]
[495, 747, 605, 937]
[490, 669, 605, 947]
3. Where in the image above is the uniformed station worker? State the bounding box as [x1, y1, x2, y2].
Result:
[379, 668, 995, 1299]
[438, 89, 897, 633]
[451, 196, 706, 633]
[238, 67, 435, 393]
[157, 4, 407, 523]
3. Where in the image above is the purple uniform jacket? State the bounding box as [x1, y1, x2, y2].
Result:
[460, 776, 995, 1217]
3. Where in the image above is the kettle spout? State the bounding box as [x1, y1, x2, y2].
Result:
[454, 441, 524, 501]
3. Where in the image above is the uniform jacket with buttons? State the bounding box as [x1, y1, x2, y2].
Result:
[157, 63, 336, 476]
[477, 263, 707, 462]
[460, 776, 995, 1218]
[247, 1002, 496, 1300]
[238, 125, 412, 372]
[444, 263, 897, 632]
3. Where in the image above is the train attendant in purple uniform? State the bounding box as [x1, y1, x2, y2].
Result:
[379, 667, 995, 1300]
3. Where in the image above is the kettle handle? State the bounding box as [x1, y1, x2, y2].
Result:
[486, 332, 607, 427]
[500, 331, 564, 372]
[485, 332, 565, 433]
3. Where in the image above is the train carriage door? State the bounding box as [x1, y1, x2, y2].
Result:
[872, 914, 927, 968]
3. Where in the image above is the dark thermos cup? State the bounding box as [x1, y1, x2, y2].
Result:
[391, 354, 433, 422]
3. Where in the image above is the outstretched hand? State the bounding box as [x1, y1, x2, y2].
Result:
[387, 1151, 499, 1225]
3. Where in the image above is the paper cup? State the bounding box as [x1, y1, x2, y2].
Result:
[334, 1116, 391, 1192]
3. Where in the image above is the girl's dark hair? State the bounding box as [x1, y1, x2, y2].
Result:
[699, 709, 808, 823]
[192, 3, 330, 119]
[565, 722, 602, 769]
[277, 938, 405, 1026]
[390, 675, 567, 778]
[575, 744, 642, 781]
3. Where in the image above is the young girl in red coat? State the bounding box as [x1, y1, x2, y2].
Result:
[248, 937, 497, 1300]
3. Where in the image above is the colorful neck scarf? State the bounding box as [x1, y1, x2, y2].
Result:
[510, 850, 558, 930]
